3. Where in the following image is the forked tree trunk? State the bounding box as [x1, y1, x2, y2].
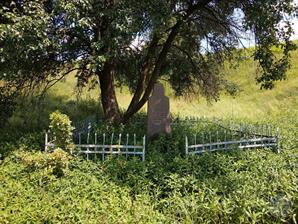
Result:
[99, 62, 122, 124]
[98, 1, 212, 124]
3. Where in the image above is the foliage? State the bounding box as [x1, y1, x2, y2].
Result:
[0, 100, 297, 223]
[0, 132, 43, 161]
[49, 110, 74, 152]
[242, 0, 298, 89]
[0, 33, 297, 222]
[15, 148, 71, 177]
[0, 85, 16, 127]
[0, 0, 297, 122]
[0, 144, 297, 223]
[0, 152, 166, 223]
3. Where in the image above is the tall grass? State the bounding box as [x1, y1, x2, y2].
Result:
[40, 41, 298, 121]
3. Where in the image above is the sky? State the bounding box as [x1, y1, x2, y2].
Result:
[234, 0, 298, 48]
[131, 1, 298, 50]
[292, 16, 298, 40]
[292, 0, 298, 40]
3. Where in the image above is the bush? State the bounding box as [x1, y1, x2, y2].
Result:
[49, 111, 75, 152]
[15, 149, 71, 178]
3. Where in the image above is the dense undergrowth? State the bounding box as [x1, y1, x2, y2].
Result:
[0, 43, 297, 223]
[1, 146, 297, 223]
[0, 112, 297, 223]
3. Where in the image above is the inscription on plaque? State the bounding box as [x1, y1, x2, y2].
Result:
[147, 83, 171, 138]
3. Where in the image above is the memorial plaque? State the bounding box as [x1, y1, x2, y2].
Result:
[147, 83, 171, 138]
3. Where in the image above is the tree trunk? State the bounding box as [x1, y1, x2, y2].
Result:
[122, 20, 183, 123]
[99, 62, 122, 124]
[98, 0, 213, 124]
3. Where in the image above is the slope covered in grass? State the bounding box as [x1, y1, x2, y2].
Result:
[174, 49, 298, 119]
[44, 42, 298, 121]
[7, 41, 297, 131]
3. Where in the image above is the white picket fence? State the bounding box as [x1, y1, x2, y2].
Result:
[45, 132, 146, 161]
[185, 126, 280, 155]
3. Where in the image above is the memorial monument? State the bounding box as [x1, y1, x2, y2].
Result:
[147, 83, 171, 138]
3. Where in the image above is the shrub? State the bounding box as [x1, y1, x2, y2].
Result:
[15, 149, 71, 178]
[49, 111, 74, 152]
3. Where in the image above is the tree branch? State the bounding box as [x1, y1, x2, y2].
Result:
[38, 67, 80, 97]
[123, 0, 214, 122]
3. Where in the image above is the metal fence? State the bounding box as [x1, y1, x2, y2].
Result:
[45, 116, 281, 160]
[185, 125, 280, 155]
[45, 132, 146, 161]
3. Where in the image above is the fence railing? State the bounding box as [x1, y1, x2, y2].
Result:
[185, 126, 280, 155]
[45, 117, 281, 160]
[45, 132, 146, 161]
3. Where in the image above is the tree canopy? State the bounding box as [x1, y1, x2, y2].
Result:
[0, 0, 297, 124]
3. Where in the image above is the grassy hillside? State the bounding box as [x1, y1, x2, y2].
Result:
[171, 53, 298, 119]
[7, 41, 297, 132]
[47, 43, 298, 121]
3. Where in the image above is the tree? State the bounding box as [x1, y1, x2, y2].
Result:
[0, 0, 297, 124]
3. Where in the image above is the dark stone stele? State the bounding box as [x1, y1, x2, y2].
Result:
[147, 83, 171, 138]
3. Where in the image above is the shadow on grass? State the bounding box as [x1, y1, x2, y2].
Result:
[0, 93, 103, 144]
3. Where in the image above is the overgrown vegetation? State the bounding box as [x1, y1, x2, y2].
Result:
[1, 140, 297, 223]
[1, 109, 297, 223]
[0, 41, 297, 224]
[49, 110, 74, 152]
